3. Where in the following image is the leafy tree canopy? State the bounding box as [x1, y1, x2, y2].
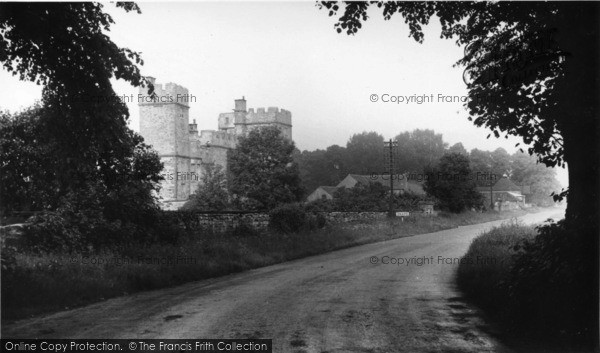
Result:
[228, 127, 304, 210]
[424, 152, 483, 213]
[0, 2, 155, 203]
[345, 131, 385, 174]
[182, 164, 229, 211]
[394, 129, 448, 173]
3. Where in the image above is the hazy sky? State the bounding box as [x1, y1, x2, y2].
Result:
[0, 2, 567, 186]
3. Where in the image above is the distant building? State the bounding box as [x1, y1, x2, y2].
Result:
[418, 201, 435, 214]
[336, 174, 426, 196]
[306, 186, 339, 202]
[476, 177, 530, 209]
[306, 173, 427, 201]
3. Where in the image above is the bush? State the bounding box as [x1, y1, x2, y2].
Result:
[269, 203, 308, 233]
[269, 203, 328, 233]
[508, 220, 596, 344]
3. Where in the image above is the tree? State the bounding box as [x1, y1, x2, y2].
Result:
[469, 148, 512, 186]
[181, 164, 229, 211]
[0, 3, 165, 248]
[448, 142, 468, 156]
[319, 0, 598, 234]
[228, 126, 303, 210]
[511, 151, 561, 206]
[424, 153, 483, 213]
[295, 147, 344, 195]
[0, 3, 155, 208]
[490, 148, 512, 178]
[345, 131, 385, 174]
[0, 104, 164, 249]
[394, 129, 448, 173]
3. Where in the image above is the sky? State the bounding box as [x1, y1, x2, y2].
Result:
[0, 2, 568, 187]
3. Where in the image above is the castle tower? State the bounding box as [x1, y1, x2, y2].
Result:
[139, 78, 193, 205]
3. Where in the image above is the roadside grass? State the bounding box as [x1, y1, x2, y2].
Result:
[456, 219, 537, 316]
[456, 215, 596, 350]
[2, 208, 538, 321]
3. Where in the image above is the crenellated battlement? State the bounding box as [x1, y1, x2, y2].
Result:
[244, 106, 292, 126]
[139, 77, 190, 107]
[198, 129, 237, 149]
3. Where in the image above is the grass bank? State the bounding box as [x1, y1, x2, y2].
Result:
[456, 216, 596, 351]
[456, 220, 537, 314]
[2, 208, 538, 321]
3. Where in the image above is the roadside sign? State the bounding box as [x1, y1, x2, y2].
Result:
[395, 212, 409, 217]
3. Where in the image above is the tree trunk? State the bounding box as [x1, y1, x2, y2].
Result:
[553, 3, 600, 345]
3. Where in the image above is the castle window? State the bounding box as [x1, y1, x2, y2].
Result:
[225, 117, 229, 124]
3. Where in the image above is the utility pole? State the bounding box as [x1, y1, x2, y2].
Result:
[384, 139, 398, 217]
[488, 154, 495, 211]
[489, 175, 494, 210]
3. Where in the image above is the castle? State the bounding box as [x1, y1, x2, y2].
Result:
[139, 77, 292, 210]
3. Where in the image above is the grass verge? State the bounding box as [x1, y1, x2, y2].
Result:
[456, 216, 596, 351]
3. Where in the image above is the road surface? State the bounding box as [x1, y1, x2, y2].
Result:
[2, 209, 564, 352]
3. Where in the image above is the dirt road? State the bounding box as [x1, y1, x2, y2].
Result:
[2, 209, 564, 352]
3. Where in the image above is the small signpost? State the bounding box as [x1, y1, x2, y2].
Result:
[395, 211, 409, 221]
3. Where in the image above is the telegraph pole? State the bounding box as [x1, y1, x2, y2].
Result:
[384, 139, 398, 217]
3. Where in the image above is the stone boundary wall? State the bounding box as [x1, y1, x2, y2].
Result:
[321, 212, 388, 223]
[161, 211, 270, 233]
[161, 210, 433, 233]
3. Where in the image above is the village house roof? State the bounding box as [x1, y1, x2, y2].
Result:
[339, 174, 426, 195]
[319, 186, 339, 195]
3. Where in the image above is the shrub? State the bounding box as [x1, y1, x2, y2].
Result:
[508, 220, 596, 344]
[269, 203, 307, 233]
[304, 199, 334, 213]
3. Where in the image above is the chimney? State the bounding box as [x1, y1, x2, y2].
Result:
[234, 96, 247, 112]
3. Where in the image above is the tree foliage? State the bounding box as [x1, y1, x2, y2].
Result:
[1, 105, 164, 250]
[394, 129, 448, 173]
[424, 153, 483, 213]
[469, 147, 512, 186]
[511, 151, 561, 206]
[228, 126, 304, 210]
[345, 131, 385, 174]
[0, 3, 166, 248]
[448, 142, 468, 156]
[0, 3, 155, 204]
[182, 164, 229, 211]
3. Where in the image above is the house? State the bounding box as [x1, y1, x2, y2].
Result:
[418, 201, 435, 214]
[306, 174, 427, 202]
[336, 174, 427, 196]
[306, 186, 339, 202]
[306, 174, 436, 214]
[476, 177, 529, 210]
